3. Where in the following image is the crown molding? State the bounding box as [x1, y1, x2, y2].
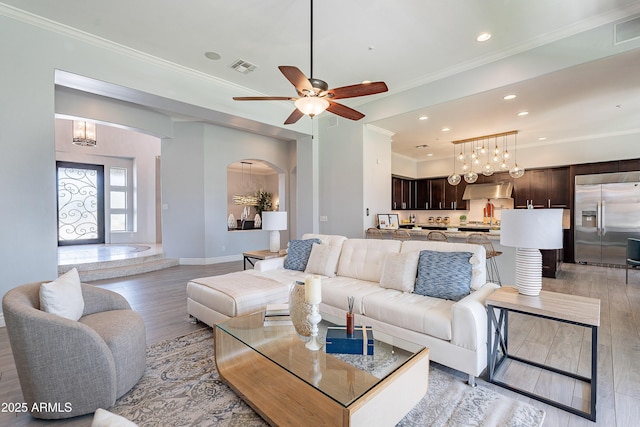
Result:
[0, 3, 253, 93]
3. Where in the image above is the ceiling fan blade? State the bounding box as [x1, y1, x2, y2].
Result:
[284, 109, 305, 125]
[278, 66, 313, 93]
[233, 96, 295, 101]
[327, 101, 365, 121]
[328, 81, 388, 100]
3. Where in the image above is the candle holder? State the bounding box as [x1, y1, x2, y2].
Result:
[305, 303, 323, 351]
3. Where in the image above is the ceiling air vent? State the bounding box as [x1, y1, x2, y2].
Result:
[230, 59, 258, 74]
[615, 16, 640, 44]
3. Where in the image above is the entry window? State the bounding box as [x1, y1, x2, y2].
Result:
[109, 167, 132, 232]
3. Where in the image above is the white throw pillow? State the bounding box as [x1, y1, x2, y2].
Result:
[304, 243, 342, 277]
[91, 408, 139, 427]
[39, 267, 85, 321]
[379, 251, 419, 292]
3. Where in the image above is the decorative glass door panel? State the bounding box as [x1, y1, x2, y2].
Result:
[57, 161, 105, 245]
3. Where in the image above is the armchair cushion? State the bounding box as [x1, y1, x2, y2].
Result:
[39, 267, 84, 320]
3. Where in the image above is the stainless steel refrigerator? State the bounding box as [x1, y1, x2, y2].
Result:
[575, 171, 640, 265]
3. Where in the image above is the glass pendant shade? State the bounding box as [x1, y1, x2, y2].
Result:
[464, 171, 478, 183]
[462, 162, 469, 172]
[448, 173, 461, 185]
[482, 163, 494, 176]
[509, 163, 525, 178]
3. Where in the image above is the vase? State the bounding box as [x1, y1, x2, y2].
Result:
[289, 281, 311, 337]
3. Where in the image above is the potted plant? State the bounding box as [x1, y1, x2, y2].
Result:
[255, 190, 273, 216]
[459, 214, 467, 225]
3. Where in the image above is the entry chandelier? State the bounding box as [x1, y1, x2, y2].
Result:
[233, 162, 259, 206]
[448, 130, 525, 185]
[72, 121, 97, 147]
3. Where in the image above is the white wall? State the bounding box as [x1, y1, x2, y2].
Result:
[54, 119, 160, 244]
[363, 126, 393, 232]
[317, 117, 365, 238]
[161, 122, 296, 263]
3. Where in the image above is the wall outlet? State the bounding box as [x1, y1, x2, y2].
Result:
[320, 216, 328, 222]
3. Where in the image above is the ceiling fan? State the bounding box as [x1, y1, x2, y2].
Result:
[233, 0, 388, 125]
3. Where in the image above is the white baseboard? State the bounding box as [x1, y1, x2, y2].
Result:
[179, 254, 242, 265]
[0, 312, 5, 328]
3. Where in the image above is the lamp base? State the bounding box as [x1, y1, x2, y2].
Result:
[515, 248, 543, 296]
[269, 230, 280, 253]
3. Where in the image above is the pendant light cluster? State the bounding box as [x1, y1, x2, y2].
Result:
[233, 162, 259, 206]
[448, 130, 524, 186]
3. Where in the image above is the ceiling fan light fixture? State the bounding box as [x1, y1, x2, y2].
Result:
[294, 96, 330, 117]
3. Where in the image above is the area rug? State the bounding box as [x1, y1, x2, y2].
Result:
[111, 328, 545, 426]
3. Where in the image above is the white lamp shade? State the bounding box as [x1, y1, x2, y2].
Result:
[262, 211, 287, 231]
[500, 209, 563, 249]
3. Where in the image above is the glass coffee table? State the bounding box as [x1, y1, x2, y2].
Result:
[215, 311, 429, 426]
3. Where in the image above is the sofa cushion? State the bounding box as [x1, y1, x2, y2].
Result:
[305, 243, 342, 277]
[284, 238, 321, 271]
[379, 251, 419, 292]
[362, 289, 455, 340]
[39, 267, 85, 321]
[301, 233, 347, 248]
[400, 240, 486, 290]
[337, 239, 402, 282]
[318, 276, 387, 314]
[414, 250, 473, 301]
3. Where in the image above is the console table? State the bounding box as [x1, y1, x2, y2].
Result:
[486, 286, 600, 421]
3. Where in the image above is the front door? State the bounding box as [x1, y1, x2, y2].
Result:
[57, 161, 105, 245]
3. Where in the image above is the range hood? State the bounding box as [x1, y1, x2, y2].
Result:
[462, 181, 513, 200]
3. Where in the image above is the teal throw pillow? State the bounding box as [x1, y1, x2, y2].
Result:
[284, 238, 321, 271]
[414, 250, 473, 301]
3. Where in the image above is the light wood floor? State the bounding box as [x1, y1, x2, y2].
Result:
[1, 261, 639, 426]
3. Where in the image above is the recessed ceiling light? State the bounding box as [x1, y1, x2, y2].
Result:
[204, 51, 221, 60]
[418, 115, 429, 121]
[427, 153, 433, 157]
[503, 94, 516, 100]
[538, 137, 547, 141]
[442, 127, 451, 132]
[517, 111, 529, 116]
[362, 80, 372, 84]
[476, 32, 492, 42]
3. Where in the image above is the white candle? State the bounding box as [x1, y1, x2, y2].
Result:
[305, 275, 322, 304]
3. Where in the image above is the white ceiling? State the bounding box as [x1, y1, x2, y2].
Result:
[4, 0, 640, 161]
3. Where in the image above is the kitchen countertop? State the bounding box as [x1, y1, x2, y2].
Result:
[377, 227, 500, 240]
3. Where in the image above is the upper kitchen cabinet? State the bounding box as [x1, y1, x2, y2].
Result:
[430, 177, 467, 210]
[415, 179, 431, 210]
[392, 176, 415, 210]
[513, 167, 570, 208]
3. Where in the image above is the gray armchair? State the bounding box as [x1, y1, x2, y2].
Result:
[2, 282, 146, 419]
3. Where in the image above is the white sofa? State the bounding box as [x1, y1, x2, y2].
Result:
[187, 233, 499, 384]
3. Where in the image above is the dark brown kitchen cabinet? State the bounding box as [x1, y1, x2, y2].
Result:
[513, 167, 569, 209]
[392, 177, 417, 210]
[430, 178, 445, 210]
[416, 179, 430, 210]
[547, 167, 570, 208]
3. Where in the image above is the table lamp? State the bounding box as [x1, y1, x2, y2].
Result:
[262, 211, 287, 252]
[500, 208, 563, 296]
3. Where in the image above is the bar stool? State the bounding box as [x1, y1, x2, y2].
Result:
[393, 229, 412, 241]
[427, 231, 448, 242]
[466, 233, 502, 285]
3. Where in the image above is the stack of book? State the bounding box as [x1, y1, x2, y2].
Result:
[263, 303, 293, 326]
